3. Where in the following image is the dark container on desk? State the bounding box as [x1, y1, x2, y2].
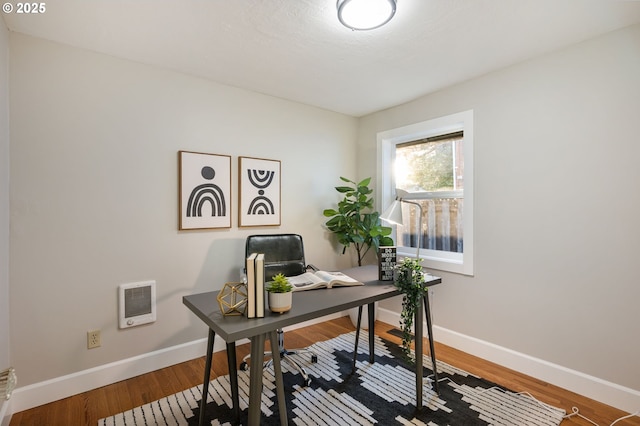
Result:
[378, 246, 396, 281]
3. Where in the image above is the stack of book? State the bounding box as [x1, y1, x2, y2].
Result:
[245, 253, 265, 318]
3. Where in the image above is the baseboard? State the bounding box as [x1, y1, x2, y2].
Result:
[0, 399, 11, 426]
[10, 312, 345, 414]
[10, 337, 211, 413]
[376, 307, 640, 414]
[12, 308, 639, 416]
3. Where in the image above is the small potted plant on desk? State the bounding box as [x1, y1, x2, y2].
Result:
[394, 257, 429, 363]
[266, 273, 293, 314]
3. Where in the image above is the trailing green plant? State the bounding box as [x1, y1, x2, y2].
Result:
[266, 273, 293, 293]
[394, 257, 428, 363]
[323, 177, 393, 266]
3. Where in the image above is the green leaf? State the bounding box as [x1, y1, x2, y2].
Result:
[380, 236, 394, 246]
[357, 177, 371, 187]
[358, 186, 373, 196]
[351, 235, 365, 244]
[324, 216, 341, 226]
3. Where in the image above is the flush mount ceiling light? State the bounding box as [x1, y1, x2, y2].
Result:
[337, 0, 397, 31]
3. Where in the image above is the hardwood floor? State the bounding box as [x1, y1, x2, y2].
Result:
[9, 316, 640, 425]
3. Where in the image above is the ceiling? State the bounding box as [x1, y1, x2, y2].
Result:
[3, 0, 640, 117]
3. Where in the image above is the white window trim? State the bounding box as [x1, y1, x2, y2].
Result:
[377, 110, 474, 276]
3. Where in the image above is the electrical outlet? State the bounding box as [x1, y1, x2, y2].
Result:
[87, 330, 101, 349]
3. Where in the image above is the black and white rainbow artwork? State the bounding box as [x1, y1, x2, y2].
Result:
[179, 151, 232, 230]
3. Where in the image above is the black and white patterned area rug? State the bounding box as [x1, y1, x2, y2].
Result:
[98, 331, 565, 425]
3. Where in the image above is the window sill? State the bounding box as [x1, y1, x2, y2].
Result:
[396, 248, 473, 276]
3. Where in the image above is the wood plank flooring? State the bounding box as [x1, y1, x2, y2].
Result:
[9, 317, 640, 425]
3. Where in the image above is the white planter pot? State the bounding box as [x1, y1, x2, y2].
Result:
[348, 303, 378, 329]
[268, 291, 292, 314]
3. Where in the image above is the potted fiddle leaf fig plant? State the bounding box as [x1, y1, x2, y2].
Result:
[323, 177, 393, 267]
[266, 273, 293, 314]
[394, 257, 429, 363]
[324, 176, 394, 329]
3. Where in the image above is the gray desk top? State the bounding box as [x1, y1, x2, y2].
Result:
[183, 264, 441, 342]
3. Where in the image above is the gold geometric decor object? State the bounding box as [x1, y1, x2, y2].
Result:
[216, 282, 248, 316]
[0, 367, 17, 400]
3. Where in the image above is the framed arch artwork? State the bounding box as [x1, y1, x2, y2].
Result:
[179, 151, 232, 230]
[238, 156, 281, 227]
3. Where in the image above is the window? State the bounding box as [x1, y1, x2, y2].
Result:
[396, 133, 464, 253]
[377, 110, 474, 275]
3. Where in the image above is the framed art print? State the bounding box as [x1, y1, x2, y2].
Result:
[179, 151, 232, 230]
[238, 156, 281, 227]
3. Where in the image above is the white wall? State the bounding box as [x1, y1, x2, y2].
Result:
[0, 16, 11, 424]
[9, 33, 358, 389]
[0, 15, 9, 369]
[360, 24, 640, 396]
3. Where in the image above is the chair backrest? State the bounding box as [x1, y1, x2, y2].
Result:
[245, 234, 307, 281]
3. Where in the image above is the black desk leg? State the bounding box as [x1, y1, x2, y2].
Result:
[352, 305, 363, 373]
[198, 328, 216, 426]
[268, 331, 288, 426]
[368, 302, 375, 363]
[247, 334, 265, 425]
[352, 302, 376, 369]
[415, 298, 424, 410]
[226, 342, 240, 423]
[424, 294, 440, 394]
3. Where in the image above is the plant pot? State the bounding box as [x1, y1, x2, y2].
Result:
[348, 303, 378, 329]
[268, 291, 292, 314]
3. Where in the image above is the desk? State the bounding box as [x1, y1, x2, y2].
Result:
[183, 265, 441, 426]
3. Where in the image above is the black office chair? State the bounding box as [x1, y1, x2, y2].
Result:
[239, 233, 318, 386]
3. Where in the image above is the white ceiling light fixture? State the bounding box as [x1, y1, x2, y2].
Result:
[337, 0, 397, 31]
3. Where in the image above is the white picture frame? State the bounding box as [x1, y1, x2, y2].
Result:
[238, 156, 281, 227]
[179, 151, 232, 230]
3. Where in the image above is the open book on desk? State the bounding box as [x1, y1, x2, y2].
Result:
[287, 270, 363, 291]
